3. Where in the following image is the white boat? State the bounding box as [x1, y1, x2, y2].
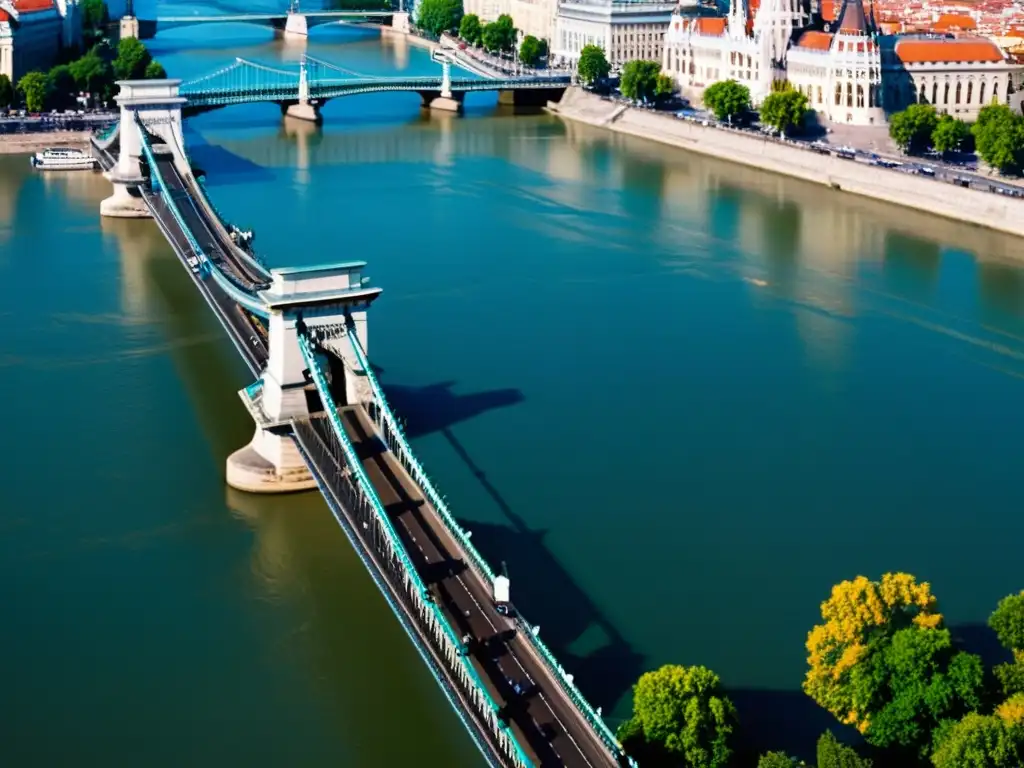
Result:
[30, 146, 97, 171]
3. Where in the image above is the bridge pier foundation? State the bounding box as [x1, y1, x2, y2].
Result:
[420, 91, 464, 113]
[282, 101, 322, 123]
[227, 428, 316, 493]
[100, 179, 151, 218]
[283, 11, 308, 40]
[390, 11, 410, 33]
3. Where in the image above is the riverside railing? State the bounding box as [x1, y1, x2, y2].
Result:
[339, 324, 633, 766]
[296, 333, 533, 768]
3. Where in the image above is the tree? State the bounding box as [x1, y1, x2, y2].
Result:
[144, 60, 166, 79]
[848, 627, 983, 755]
[81, 0, 108, 41]
[617, 664, 737, 768]
[458, 13, 482, 45]
[415, 0, 462, 36]
[655, 73, 675, 100]
[70, 49, 113, 100]
[519, 35, 543, 67]
[931, 114, 972, 154]
[758, 752, 800, 768]
[995, 661, 1024, 698]
[702, 79, 751, 123]
[17, 71, 49, 113]
[760, 88, 809, 136]
[931, 713, 1024, 768]
[997, 693, 1024, 727]
[888, 103, 938, 153]
[481, 15, 515, 54]
[619, 59, 661, 103]
[0, 73, 13, 109]
[46, 64, 76, 109]
[973, 105, 1024, 174]
[576, 44, 610, 87]
[990, 591, 1024, 654]
[113, 37, 152, 80]
[817, 731, 873, 768]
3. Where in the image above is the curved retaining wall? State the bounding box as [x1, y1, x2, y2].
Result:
[549, 87, 1024, 239]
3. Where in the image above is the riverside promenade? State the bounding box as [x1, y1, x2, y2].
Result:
[548, 87, 1024, 239]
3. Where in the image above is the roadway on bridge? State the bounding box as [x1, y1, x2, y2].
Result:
[341, 407, 616, 768]
[151, 153, 269, 369]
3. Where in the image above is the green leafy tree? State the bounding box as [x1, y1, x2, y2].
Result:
[458, 13, 482, 45]
[70, 49, 113, 100]
[995, 661, 1024, 698]
[617, 664, 737, 768]
[889, 103, 938, 153]
[46, 64, 76, 109]
[990, 591, 1024, 654]
[760, 88, 809, 136]
[519, 35, 543, 67]
[113, 37, 152, 80]
[620, 59, 662, 103]
[758, 752, 800, 768]
[17, 71, 49, 113]
[576, 43, 610, 87]
[849, 627, 984, 756]
[416, 0, 462, 36]
[81, 0, 108, 41]
[0, 73, 14, 109]
[973, 105, 1024, 174]
[655, 73, 675, 100]
[931, 713, 1024, 768]
[931, 115, 972, 154]
[144, 60, 166, 79]
[703, 79, 751, 123]
[481, 15, 515, 53]
[817, 731, 873, 768]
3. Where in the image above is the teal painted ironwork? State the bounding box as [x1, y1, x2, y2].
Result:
[297, 332, 534, 768]
[343, 324, 634, 766]
[178, 56, 569, 110]
[135, 118, 270, 320]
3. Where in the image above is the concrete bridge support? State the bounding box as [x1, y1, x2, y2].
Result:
[283, 11, 308, 40]
[281, 54, 322, 123]
[421, 53, 463, 113]
[227, 263, 382, 494]
[101, 79, 188, 218]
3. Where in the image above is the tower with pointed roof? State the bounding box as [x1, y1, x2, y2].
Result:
[825, 0, 884, 125]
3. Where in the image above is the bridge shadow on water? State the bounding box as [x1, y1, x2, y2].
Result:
[181, 128, 278, 186]
[375, 366, 647, 721]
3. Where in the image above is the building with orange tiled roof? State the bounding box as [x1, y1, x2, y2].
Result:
[885, 35, 1023, 120]
[661, 0, 1024, 125]
[0, 0, 82, 83]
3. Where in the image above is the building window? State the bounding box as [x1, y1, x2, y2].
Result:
[932, 82, 938, 104]
[967, 81, 973, 104]
[817, 86, 822, 104]
[980, 81, 986, 105]
[955, 81, 962, 105]
[857, 84, 864, 108]
[835, 82, 842, 106]
[944, 81, 950, 104]
[847, 83, 853, 108]
[919, 83, 926, 104]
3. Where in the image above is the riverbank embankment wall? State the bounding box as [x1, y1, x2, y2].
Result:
[548, 87, 1024, 239]
[0, 132, 91, 154]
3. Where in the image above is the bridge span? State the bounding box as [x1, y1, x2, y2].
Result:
[90, 77, 629, 768]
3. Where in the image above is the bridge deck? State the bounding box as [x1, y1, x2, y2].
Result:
[339, 406, 615, 768]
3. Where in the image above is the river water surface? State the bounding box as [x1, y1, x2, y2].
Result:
[3, 6, 1024, 765]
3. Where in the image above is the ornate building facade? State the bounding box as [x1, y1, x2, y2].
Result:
[0, 0, 80, 83]
[552, 0, 679, 69]
[661, 0, 1023, 125]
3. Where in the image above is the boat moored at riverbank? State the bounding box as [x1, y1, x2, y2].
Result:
[30, 146, 97, 171]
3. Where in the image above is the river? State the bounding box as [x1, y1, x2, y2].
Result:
[2, 7, 1024, 765]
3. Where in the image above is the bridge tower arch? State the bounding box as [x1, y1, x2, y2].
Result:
[100, 79, 189, 218]
[229, 263, 382, 493]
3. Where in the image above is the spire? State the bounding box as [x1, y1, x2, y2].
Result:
[836, 0, 870, 34]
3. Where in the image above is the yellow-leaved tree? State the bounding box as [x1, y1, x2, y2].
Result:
[803, 572, 943, 731]
[997, 693, 1024, 727]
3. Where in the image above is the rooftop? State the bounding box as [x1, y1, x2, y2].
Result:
[895, 37, 1005, 63]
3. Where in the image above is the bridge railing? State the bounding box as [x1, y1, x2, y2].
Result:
[342, 326, 632, 766]
[135, 118, 270, 320]
[297, 332, 533, 768]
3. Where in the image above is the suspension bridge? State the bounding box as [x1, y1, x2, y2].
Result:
[137, 0, 402, 40]
[89, 74, 628, 768]
[177, 54, 570, 119]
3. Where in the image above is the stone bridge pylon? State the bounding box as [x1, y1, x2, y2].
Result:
[100, 79, 189, 219]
